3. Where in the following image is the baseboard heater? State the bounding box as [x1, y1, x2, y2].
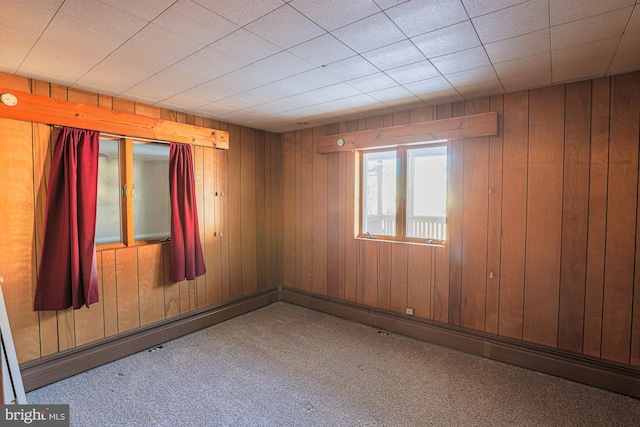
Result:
[279, 286, 640, 399]
[20, 285, 639, 399]
[20, 288, 279, 392]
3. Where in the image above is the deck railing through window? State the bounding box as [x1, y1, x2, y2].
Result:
[366, 215, 446, 240]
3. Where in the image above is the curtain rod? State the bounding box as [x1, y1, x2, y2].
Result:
[51, 125, 172, 145]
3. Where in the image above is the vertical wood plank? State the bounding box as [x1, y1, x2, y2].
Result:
[408, 245, 431, 319]
[357, 239, 367, 304]
[558, 80, 591, 353]
[227, 124, 243, 298]
[256, 131, 267, 290]
[295, 131, 303, 289]
[204, 147, 222, 305]
[378, 241, 391, 310]
[485, 95, 504, 335]
[461, 98, 490, 332]
[448, 138, 464, 326]
[74, 262, 105, 346]
[602, 72, 639, 363]
[217, 130, 231, 301]
[0, 118, 41, 363]
[312, 127, 328, 295]
[345, 150, 358, 303]
[240, 127, 258, 295]
[523, 85, 565, 348]
[583, 77, 610, 358]
[163, 245, 180, 318]
[101, 250, 118, 337]
[193, 146, 206, 308]
[390, 244, 408, 314]
[270, 134, 284, 287]
[364, 240, 379, 307]
[283, 131, 296, 287]
[300, 129, 314, 291]
[116, 247, 140, 333]
[499, 91, 529, 340]
[138, 244, 165, 326]
[327, 152, 340, 297]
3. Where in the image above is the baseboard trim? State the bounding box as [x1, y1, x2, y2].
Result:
[21, 287, 279, 392]
[279, 286, 640, 399]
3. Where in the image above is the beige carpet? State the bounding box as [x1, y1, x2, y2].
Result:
[27, 302, 640, 426]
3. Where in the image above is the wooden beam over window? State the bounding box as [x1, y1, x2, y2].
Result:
[0, 87, 229, 149]
[316, 112, 498, 153]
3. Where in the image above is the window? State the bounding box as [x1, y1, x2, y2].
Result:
[360, 143, 447, 244]
[95, 137, 170, 247]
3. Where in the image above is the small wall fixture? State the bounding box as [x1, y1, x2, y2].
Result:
[0, 92, 18, 107]
[336, 138, 345, 147]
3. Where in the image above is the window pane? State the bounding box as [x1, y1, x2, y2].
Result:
[96, 138, 122, 244]
[133, 143, 170, 241]
[406, 145, 447, 240]
[362, 150, 396, 236]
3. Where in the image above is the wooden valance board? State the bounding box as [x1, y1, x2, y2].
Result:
[0, 277, 27, 404]
[0, 87, 229, 149]
[315, 112, 498, 153]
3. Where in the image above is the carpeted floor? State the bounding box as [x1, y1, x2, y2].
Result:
[27, 302, 640, 426]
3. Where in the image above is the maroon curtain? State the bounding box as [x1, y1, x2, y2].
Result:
[169, 142, 206, 281]
[34, 127, 100, 310]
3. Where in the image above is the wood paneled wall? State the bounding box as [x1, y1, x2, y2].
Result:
[282, 71, 640, 368]
[0, 73, 283, 364]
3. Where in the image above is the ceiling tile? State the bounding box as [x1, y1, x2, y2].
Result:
[3, 1, 57, 36]
[552, 37, 619, 83]
[417, 87, 464, 104]
[457, 80, 504, 98]
[323, 56, 379, 80]
[403, 76, 454, 94]
[260, 69, 342, 98]
[55, 0, 147, 42]
[384, 61, 441, 84]
[368, 85, 415, 102]
[0, 28, 34, 71]
[99, 0, 175, 20]
[153, 0, 239, 45]
[288, 34, 356, 67]
[245, 4, 326, 49]
[181, 46, 247, 78]
[412, 20, 480, 59]
[551, 6, 632, 50]
[122, 83, 176, 102]
[73, 72, 134, 95]
[494, 51, 550, 83]
[160, 94, 210, 110]
[290, 0, 381, 31]
[627, 6, 640, 33]
[609, 31, 640, 74]
[444, 65, 500, 86]
[461, 0, 529, 18]
[472, 0, 549, 43]
[18, 63, 86, 88]
[91, 45, 176, 83]
[192, 0, 286, 26]
[362, 40, 425, 70]
[127, 24, 204, 61]
[347, 72, 400, 92]
[332, 12, 406, 52]
[485, 29, 550, 63]
[549, 0, 635, 26]
[208, 29, 281, 64]
[386, 0, 468, 37]
[430, 46, 491, 74]
[373, 0, 411, 9]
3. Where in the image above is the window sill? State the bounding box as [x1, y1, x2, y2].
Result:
[356, 235, 446, 248]
[96, 239, 170, 252]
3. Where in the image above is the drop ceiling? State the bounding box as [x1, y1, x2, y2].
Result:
[2, 0, 639, 133]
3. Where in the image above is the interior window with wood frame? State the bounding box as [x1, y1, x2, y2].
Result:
[96, 136, 170, 247]
[360, 142, 448, 245]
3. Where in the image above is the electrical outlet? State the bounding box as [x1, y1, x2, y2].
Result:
[405, 307, 414, 316]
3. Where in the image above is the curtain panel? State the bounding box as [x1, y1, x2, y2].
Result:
[169, 142, 206, 282]
[34, 127, 100, 310]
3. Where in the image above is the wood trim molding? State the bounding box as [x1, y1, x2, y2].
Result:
[0, 87, 229, 149]
[316, 112, 498, 153]
[20, 288, 279, 391]
[279, 286, 640, 398]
